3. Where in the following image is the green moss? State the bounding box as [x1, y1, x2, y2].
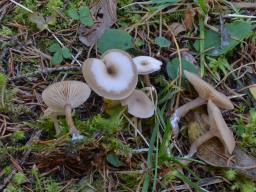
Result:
[45, 0, 63, 14]
[10, 131, 25, 143]
[77, 109, 124, 135]
[0, 26, 14, 36]
[4, 185, 24, 192]
[102, 137, 130, 156]
[12, 172, 26, 185]
[14, 0, 36, 24]
[224, 169, 237, 181]
[119, 172, 141, 190]
[233, 108, 256, 155]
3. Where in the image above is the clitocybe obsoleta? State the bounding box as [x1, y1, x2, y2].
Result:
[42, 81, 91, 140]
[171, 70, 234, 138]
[82, 49, 138, 100]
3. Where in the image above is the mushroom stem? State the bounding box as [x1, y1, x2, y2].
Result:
[143, 75, 152, 87]
[65, 104, 79, 135]
[52, 116, 60, 135]
[187, 131, 214, 157]
[170, 97, 206, 138]
[132, 117, 138, 137]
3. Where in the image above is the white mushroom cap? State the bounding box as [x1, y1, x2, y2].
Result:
[42, 80, 91, 111]
[82, 49, 138, 100]
[208, 100, 236, 154]
[184, 70, 234, 110]
[121, 89, 154, 118]
[133, 56, 162, 75]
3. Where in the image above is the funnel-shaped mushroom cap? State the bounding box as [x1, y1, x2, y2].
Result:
[42, 81, 91, 111]
[133, 56, 162, 75]
[184, 70, 234, 110]
[82, 49, 138, 100]
[208, 100, 235, 154]
[121, 89, 154, 118]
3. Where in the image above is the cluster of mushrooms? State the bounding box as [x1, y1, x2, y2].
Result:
[42, 49, 162, 140]
[171, 70, 236, 159]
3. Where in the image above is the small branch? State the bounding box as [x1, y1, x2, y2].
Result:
[8, 66, 81, 81]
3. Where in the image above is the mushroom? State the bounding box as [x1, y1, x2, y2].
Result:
[132, 56, 162, 87]
[121, 89, 155, 139]
[170, 70, 234, 137]
[121, 89, 155, 119]
[82, 49, 138, 100]
[42, 81, 91, 140]
[187, 100, 236, 157]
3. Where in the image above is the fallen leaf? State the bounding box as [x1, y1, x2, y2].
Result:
[194, 21, 252, 56]
[188, 113, 256, 180]
[79, 0, 117, 46]
[183, 5, 194, 30]
[170, 22, 186, 36]
[97, 29, 133, 53]
[29, 12, 56, 31]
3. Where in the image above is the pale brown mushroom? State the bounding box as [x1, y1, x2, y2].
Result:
[121, 89, 155, 142]
[187, 100, 236, 157]
[42, 81, 91, 139]
[132, 56, 162, 87]
[82, 49, 138, 100]
[121, 89, 155, 119]
[171, 70, 234, 137]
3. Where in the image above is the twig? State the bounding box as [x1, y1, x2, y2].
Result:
[8, 66, 81, 81]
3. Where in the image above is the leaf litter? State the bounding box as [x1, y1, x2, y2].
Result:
[1, 0, 256, 191]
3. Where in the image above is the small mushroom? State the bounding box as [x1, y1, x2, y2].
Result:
[121, 89, 155, 119]
[82, 49, 138, 100]
[121, 89, 155, 141]
[187, 100, 236, 157]
[170, 70, 234, 137]
[42, 81, 91, 139]
[132, 56, 162, 87]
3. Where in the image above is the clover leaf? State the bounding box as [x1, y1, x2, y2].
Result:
[67, 5, 94, 27]
[48, 43, 72, 65]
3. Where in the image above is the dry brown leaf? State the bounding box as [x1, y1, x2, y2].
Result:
[183, 5, 195, 30]
[79, 0, 117, 46]
[170, 22, 186, 36]
[188, 114, 256, 180]
[29, 12, 56, 31]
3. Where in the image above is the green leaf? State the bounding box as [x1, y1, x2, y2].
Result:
[106, 154, 123, 167]
[97, 29, 133, 53]
[155, 36, 171, 48]
[62, 47, 72, 59]
[79, 6, 90, 17]
[67, 9, 80, 20]
[194, 21, 252, 56]
[80, 16, 93, 26]
[51, 50, 63, 65]
[196, 0, 208, 14]
[48, 43, 61, 53]
[166, 57, 198, 80]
